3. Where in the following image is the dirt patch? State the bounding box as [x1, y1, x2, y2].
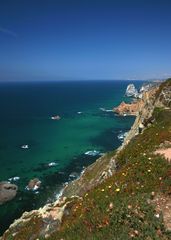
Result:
[155, 148, 171, 162]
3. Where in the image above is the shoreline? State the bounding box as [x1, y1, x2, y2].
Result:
[0, 115, 134, 238]
[0, 80, 151, 238]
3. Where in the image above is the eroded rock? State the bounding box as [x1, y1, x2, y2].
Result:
[113, 101, 139, 116]
[0, 182, 18, 205]
[125, 84, 138, 97]
[26, 178, 41, 191]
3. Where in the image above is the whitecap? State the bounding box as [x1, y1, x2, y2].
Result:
[85, 150, 100, 156]
[48, 162, 58, 167]
[8, 176, 20, 182]
[55, 188, 64, 200]
[33, 185, 39, 191]
[99, 107, 112, 112]
[21, 144, 29, 149]
[117, 131, 128, 141]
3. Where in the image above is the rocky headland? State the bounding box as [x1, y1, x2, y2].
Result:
[1, 79, 171, 240]
[125, 82, 159, 99]
[113, 100, 140, 116]
[114, 81, 160, 116]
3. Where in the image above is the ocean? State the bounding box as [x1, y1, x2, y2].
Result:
[0, 80, 142, 234]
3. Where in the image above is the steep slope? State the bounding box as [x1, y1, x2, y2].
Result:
[1, 79, 171, 240]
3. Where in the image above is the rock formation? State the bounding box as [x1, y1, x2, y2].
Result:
[0, 182, 18, 205]
[125, 84, 138, 97]
[126, 82, 159, 99]
[113, 101, 139, 116]
[119, 79, 171, 151]
[26, 178, 41, 191]
[139, 83, 152, 93]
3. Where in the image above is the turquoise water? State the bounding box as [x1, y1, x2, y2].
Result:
[0, 80, 142, 234]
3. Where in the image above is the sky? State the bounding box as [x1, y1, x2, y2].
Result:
[0, 0, 171, 81]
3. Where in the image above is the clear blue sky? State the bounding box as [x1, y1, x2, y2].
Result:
[0, 0, 171, 81]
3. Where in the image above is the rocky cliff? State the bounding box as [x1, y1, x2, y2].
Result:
[113, 101, 140, 116]
[120, 79, 171, 150]
[1, 79, 171, 240]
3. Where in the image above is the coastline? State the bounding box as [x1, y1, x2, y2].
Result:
[2, 79, 168, 239]
[0, 86, 144, 238]
[61, 86, 154, 198]
[0, 80, 139, 235]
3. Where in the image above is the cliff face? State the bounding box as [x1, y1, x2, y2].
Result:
[119, 85, 158, 150]
[1, 79, 171, 240]
[120, 79, 171, 151]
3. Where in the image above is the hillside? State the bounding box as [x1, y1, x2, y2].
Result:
[1, 79, 171, 240]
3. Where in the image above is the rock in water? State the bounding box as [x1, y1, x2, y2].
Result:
[125, 84, 138, 97]
[0, 181, 18, 205]
[26, 178, 41, 191]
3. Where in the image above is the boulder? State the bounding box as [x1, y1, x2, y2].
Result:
[27, 178, 41, 191]
[0, 181, 18, 205]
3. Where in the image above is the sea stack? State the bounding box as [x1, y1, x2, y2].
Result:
[125, 84, 138, 97]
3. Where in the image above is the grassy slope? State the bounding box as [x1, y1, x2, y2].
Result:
[46, 106, 171, 240]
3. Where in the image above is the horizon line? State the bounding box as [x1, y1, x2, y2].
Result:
[0, 79, 164, 83]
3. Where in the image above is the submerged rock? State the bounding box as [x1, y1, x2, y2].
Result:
[0, 182, 18, 205]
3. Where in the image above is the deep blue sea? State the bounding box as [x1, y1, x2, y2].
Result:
[0, 80, 142, 234]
